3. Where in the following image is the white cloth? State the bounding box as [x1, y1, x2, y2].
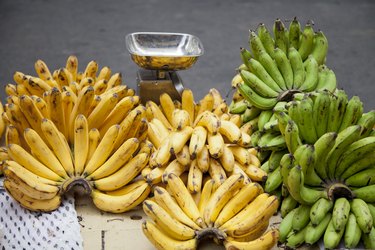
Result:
[0, 178, 83, 249]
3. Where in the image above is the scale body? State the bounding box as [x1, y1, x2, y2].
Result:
[126, 32, 204, 104]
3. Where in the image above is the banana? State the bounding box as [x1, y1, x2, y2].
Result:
[316, 67, 336, 92]
[289, 17, 301, 49]
[299, 55, 318, 92]
[194, 111, 220, 135]
[353, 185, 375, 203]
[142, 220, 197, 250]
[367, 203, 375, 227]
[170, 126, 194, 155]
[310, 197, 333, 226]
[345, 168, 375, 187]
[338, 95, 363, 132]
[189, 126, 207, 159]
[91, 182, 150, 213]
[207, 132, 224, 159]
[87, 93, 119, 129]
[288, 47, 305, 89]
[326, 125, 362, 180]
[224, 228, 279, 250]
[273, 18, 289, 55]
[313, 132, 337, 180]
[249, 30, 266, 60]
[82, 124, 120, 176]
[153, 186, 201, 230]
[181, 89, 195, 124]
[219, 145, 235, 172]
[305, 213, 332, 245]
[258, 50, 286, 90]
[312, 90, 331, 137]
[297, 97, 318, 143]
[19, 94, 45, 134]
[332, 197, 351, 231]
[357, 110, 375, 137]
[241, 106, 261, 124]
[237, 83, 278, 110]
[172, 109, 191, 131]
[7, 143, 63, 181]
[257, 110, 273, 131]
[285, 225, 307, 248]
[280, 195, 298, 218]
[161, 159, 186, 184]
[208, 159, 227, 188]
[24, 128, 69, 179]
[264, 166, 282, 193]
[5, 125, 21, 146]
[143, 200, 196, 241]
[351, 198, 373, 233]
[279, 208, 298, 243]
[335, 136, 375, 178]
[4, 179, 61, 212]
[167, 173, 205, 228]
[176, 145, 191, 167]
[286, 165, 305, 204]
[247, 59, 282, 93]
[214, 182, 263, 228]
[284, 119, 302, 154]
[362, 226, 375, 249]
[196, 145, 210, 173]
[324, 216, 345, 249]
[71, 114, 89, 176]
[298, 23, 314, 61]
[229, 146, 252, 166]
[47, 88, 65, 134]
[93, 153, 148, 191]
[268, 150, 287, 171]
[292, 204, 311, 231]
[329, 89, 348, 133]
[230, 99, 247, 114]
[240, 70, 279, 98]
[257, 23, 275, 58]
[311, 30, 328, 65]
[273, 48, 294, 90]
[87, 138, 139, 180]
[219, 119, 241, 143]
[146, 101, 172, 130]
[186, 160, 203, 194]
[159, 93, 175, 124]
[344, 213, 362, 248]
[222, 194, 278, 237]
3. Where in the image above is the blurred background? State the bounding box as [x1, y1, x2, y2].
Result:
[0, 0, 374, 110]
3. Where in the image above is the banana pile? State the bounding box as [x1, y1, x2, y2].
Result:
[143, 89, 268, 189]
[232, 17, 335, 112]
[2, 56, 153, 213]
[142, 173, 279, 250]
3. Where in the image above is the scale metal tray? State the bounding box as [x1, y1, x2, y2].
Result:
[125, 32, 204, 71]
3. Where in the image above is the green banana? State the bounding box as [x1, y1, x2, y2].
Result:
[229, 99, 248, 114]
[292, 204, 311, 231]
[300, 183, 326, 205]
[367, 203, 375, 227]
[258, 133, 286, 151]
[362, 227, 375, 249]
[279, 208, 298, 243]
[304, 164, 324, 187]
[257, 131, 277, 148]
[257, 150, 271, 163]
[288, 47, 305, 89]
[281, 183, 289, 197]
[298, 22, 315, 61]
[312, 90, 331, 137]
[250, 130, 262, 147]
[353, 185, 375, 203]
[340, 152, 375, 180]
[264, 166, 282, 193]
[357, 110, 375, 137]
[293, 144, 313, 175]
[237, 82, 278, 110]
[240, 47, 252, 67]
[237, 63, 248, 71]
[273, 101, 288, 113]
[284, 120, 302, 154]
[326, 125, 362, 180]
[281, 194, 298, 218]
[297, 97, 318, 144]
[257, 23, 275, 59]
[240, 70, 279, 98]
[310, 198, 334, 226]
[313, 132, 337, 180]
[280, 153, 294, 188]
[249, 30, 266, 60]
[324, 217, 345, 250]
[262, 118, 279, 132]
[345, 168, 375, 187]
[275, 111, 290, 137]
[288, 17, 301, 50]
[241, 106, 261, 123]
[305, 213, 332, 245]
[335, 136, 375, 178]
[268, 150, 288, 171]
[287, 165, 305, 204]
[247, 58, 282, 92]
[316, 67, 336, 92]
[260, 160, 270, 173]
[351, 198, 373, 233]
[344, 213, 362, 249]
[258, 110, 273, 130]
[299, 55, 319, 92]
[311, 30, 328, 65]
[332, 197, 350, 231]
[273, 48, 294, 89]
[273, 18, 289, 55]
[286, 226, 307, 248]
[338, 95, 363, 132]
[258, 50, 287, 90]
[330, 89, 348, 133]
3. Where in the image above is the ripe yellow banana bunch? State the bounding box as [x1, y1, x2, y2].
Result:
[3, 56, 137, 146]
[143, 89, 267, 188]
[3, 113, 152, 212]
[142, 173, 279, 250]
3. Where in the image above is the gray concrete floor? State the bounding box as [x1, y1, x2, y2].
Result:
[0, 0, 374, 110]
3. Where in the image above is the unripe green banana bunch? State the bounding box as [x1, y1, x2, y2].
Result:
[235, 18, 335, 111]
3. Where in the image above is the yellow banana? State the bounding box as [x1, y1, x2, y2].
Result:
[73, 114, 89, 176]
[187, 160, 203, 194]
[146, 101, 172, 130]
[87, 93, 119, 129]
[224, 228, 279, 250]
[198, 179, 215, 216]
[170, 126, 194, 155]
[161, 159, 187, 184]
[208, 159, 227, 188]
[91, 182, 150, 213]
[82, 60, 98, 79]
[219, 145, 235, 172]
[189, 126, 207, 159]
[146, 166, 166, 184]
[105, 73, 122, 90]
[159, 93, 175, 124]
[5, 125, 21, 146]
[219, 120, 242, 143]
[196, 145, 210, 173]
[194, 111, 220, 135]
[19, 94, 45, 135]
[48, 88, 66, 135]
[147, 121, 163, 148]
[172, 109, 191, 130]
[65, 55, 78, 82]
[96, 66, 112, 82]
[230, 146, 252, 165]
[181, 89, 195, 126]
[104, 179, 146, 196]
[176, 145, 191, 167]
[56, 68, 73, 88]
[207, 132, 224, 158]
[154, 136, 172, 167]
[196, 93, 214, 117]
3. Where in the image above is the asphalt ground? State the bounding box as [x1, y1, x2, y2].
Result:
[0, 0, 374, 110]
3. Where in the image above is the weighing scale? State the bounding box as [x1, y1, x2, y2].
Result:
[125, 32, 204, 104]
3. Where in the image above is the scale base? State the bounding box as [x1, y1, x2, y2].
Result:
[136, 69, 184, 104]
